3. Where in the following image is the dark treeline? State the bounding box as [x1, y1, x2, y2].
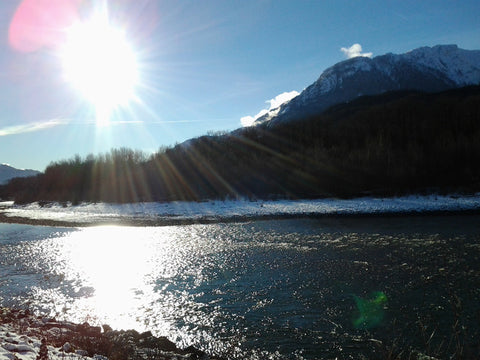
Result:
[2, 85, 480, 204]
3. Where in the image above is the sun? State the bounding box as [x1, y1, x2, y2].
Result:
[60, 13, 139, 126]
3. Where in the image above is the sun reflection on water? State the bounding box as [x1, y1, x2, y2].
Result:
[61, 227, 155, 328]
[23, 223, 240, 352]
[36, 225, 203, 332]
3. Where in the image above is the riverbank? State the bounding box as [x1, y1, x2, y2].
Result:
[1, 194, 480, 227]
[2, 208, 480, 228]
[0, 308, 219, 360]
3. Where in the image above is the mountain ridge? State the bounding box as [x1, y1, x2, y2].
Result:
[0, 164, 40, 185]
[254, 44, 480, 126]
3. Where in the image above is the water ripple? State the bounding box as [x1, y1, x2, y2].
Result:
[1, 217, 480, 359]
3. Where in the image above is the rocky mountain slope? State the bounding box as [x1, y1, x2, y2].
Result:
[254, 45, 480, 126]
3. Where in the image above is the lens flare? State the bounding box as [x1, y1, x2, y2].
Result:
[9, 0, 81, 52]
[352, 291, 388, 329]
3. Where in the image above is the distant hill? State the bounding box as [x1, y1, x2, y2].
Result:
[254, 45, 480, 126]
[0, 164, 40, 185]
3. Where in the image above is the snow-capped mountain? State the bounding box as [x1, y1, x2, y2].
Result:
[0, 164, 40, 185]
[254, 45, 480, 126]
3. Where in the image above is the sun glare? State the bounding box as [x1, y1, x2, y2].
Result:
[60, 14, 139, 126]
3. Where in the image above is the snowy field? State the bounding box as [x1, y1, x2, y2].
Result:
[1, 194, 480, 225]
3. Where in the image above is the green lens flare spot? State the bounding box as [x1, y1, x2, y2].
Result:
[352, 291, 388, 329]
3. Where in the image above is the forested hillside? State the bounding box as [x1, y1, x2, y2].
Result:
[1, 86, 480, 204]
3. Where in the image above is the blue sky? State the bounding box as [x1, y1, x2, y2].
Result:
[1, 0, 479, 171]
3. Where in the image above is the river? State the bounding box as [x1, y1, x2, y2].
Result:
[1, 215, 480, 359]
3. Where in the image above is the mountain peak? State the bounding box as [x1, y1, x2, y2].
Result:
[404, 44, 480, 86]
[254, 44, 480, 126]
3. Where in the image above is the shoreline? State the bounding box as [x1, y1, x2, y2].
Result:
[0, 307, 219, 360]
[1, 208, 480, 228]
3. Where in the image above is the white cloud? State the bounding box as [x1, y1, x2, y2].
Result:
[240, 115, 258, 127]
[241, 90, 299, 127]
[268, 91, 299, 109]
[341, 43, 373, 59]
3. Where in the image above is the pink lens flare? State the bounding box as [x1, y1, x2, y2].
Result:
[9, 0, 82, 52]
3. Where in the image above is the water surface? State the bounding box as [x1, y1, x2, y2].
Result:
[1, 216, 480, 359]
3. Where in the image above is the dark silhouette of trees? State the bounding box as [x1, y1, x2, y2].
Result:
[1, 86, 480, 204]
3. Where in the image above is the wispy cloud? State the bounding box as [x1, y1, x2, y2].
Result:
[0, 118, 206, 136]
[340, 43, 373, 59]
[0, 119, 69, 136]
[241, 90, 299, 127]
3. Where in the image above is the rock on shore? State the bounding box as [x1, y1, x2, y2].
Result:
[0, 308, 219, 360]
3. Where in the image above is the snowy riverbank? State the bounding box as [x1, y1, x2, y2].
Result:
[1, 194, 480, 226]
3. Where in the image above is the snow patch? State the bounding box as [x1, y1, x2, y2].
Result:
[2, 194, 480, 224]
[0, 324, 92, 360]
